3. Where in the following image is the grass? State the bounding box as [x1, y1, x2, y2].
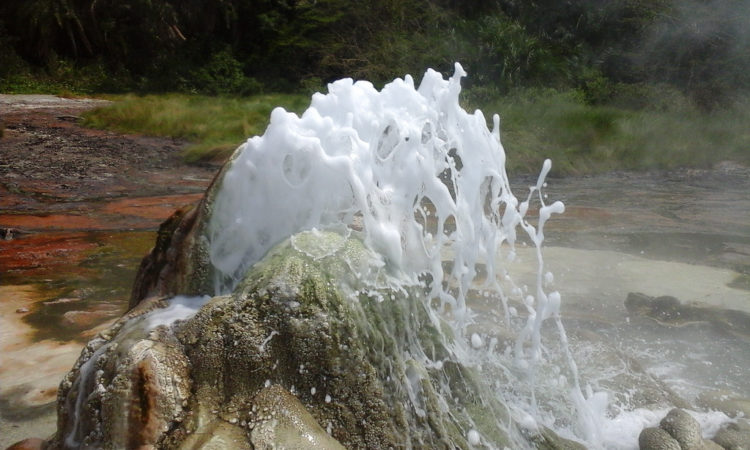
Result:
[470, 88, 750, 175]
[82, 93, 310, 162]
[81, 89, 750, 173]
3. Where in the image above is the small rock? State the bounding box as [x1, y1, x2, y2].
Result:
[713, 419, 750, 450]
[659, 408, 703, 449]
[1, 227, 18, 240]
[639, 427, 681, 450]
[15, 307, 29, 313]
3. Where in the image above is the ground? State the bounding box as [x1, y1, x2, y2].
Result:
[0, 95, 220, 448]
[0, 95, 218, 228]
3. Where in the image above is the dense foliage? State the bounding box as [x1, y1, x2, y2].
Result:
[1, 0, 748, 107]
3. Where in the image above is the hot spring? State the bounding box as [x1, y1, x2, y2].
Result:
[204, 63, 749, 448]
[58, 63, 750, 449]
[205, 62, 582, 446]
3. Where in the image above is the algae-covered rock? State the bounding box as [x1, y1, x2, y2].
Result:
[51, 232, 521, 448]
[52, 297, 193, 449]
[249, 384, 345, 450]
[639, 427, 681, 450]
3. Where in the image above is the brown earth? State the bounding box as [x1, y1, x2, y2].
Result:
[0, 95, 217, 231]
[0, 95, 221, 448]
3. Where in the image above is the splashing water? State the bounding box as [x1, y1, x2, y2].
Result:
[208, 63, 563, 324]
[205, 63, 607, 445]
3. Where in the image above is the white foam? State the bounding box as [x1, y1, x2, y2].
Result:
[147, 295, 212, 329]
[467, 429, 481, 445]
[207, 63, 553, 323]
[203, 64, 603, 446]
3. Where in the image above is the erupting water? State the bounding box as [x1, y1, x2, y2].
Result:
[206, 63, 602, 446]
[208, 64, 567, 332]
[64, 64, 743, 449]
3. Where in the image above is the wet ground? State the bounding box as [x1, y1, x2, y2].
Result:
[0, 95, 218, 446]
[505, 166, 750, 447]
[542, 165, 750, 276]
[1, 95, 748, 447]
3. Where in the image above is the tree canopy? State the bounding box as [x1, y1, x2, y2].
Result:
[1, 0, 747, 106]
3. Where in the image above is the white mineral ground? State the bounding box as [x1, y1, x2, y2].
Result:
[511, 246, 750, 318]
[0, 285, 115, 445]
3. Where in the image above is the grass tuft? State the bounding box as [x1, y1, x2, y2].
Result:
[82, 93, 309, 163]
[469, 88, 750, 175]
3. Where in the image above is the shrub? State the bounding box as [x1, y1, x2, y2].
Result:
[188, 49, 263, 96]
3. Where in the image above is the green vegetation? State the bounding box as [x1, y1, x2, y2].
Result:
[2, 0, 747, 172]
[80, 88, 750, 173]
[2, 0, 747, 103]
[471, 88, 750, 174]
[82, 94, 309, 162]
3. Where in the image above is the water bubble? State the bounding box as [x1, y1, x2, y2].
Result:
[467, 429, 481, 445]
[471, 333, 483, 349]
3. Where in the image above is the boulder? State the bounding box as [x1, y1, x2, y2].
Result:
[50, 233, 524, 448]
[53, 297, 193, 449]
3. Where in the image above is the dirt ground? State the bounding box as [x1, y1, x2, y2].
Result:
[0, 95, 220, 448]
[0, 95, 219, 228]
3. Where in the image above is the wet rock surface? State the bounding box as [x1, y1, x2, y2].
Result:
[50, 234, 480, 448]
[659, 408, 704, 449]
[697, 391, 750, 419]
[248, 385, 346, 449]
[0, 96, 217, 448]
[713, 419, 750, 450]
[638, 408, 744, 450]
[625, 292, 750, 339]
[0, 95, 215, 206]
